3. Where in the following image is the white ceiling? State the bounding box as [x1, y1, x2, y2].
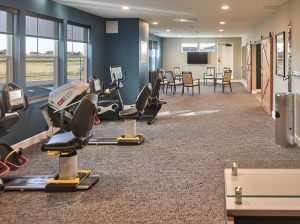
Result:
[54, 0, 288, 38]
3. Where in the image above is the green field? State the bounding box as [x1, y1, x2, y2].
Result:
[0, 57, 85, 86]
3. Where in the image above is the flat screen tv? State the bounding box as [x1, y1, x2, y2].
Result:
[187, 52, 208, 64]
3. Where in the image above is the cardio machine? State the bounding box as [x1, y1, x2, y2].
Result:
[90, 65, 126, 121]
[141, 77, 164, 125]
[0, 83, 99, 192]
[88, 83, 152, 145]
[41, 66, 126, 135]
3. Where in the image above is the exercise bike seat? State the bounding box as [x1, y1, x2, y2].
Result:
[119, 84, 152, 119]
[119, 108, 139, 118]
[42, 93, 97, 153]
[41, 132, 82, 152]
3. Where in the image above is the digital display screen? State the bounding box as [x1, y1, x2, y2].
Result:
[187, 52, 208, 64]
[8, 89, 22, 100]
[110, 66, 123, 87]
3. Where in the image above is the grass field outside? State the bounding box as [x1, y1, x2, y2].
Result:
[0, 57, 7, 85]
[0, 57, 86, 87]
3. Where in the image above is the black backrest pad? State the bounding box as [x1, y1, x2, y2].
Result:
[136, 84, 152, 112]
[71, 93, 97, 138]
[151, 77, 161, 99]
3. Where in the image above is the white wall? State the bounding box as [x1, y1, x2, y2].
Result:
[242, 0, 300, 112]
[163, 37, 242, 80]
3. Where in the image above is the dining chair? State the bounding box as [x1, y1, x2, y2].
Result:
[165, 71, 182, 94]
[203, 67, 215, 85]
[214, 70, 232, 93]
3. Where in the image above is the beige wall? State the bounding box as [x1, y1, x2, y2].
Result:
[242, 0, 300, 112]
[163, 37, 242, 80]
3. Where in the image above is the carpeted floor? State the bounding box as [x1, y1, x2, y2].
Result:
[1, 83, 300, 224]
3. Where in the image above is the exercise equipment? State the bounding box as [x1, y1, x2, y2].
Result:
[0, 83, 99, 192]
[88, 83, 152, 145]
[142, 77, 164, 125]
[90, 65, 126, 121]
[41, 66, 126, 135]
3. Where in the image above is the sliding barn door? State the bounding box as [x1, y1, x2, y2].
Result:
[261, 37, 273, 115]
[246, 44, 252, 92]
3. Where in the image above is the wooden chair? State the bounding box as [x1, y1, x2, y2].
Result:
[181, 72, 200, 96]
[203, 67, 215, 85]
[174, 67, 182, 81]
[214, 70, 232, 93]
[165, 71, 182, 94]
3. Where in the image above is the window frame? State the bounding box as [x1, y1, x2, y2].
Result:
[66, 22, 90, 82]
[181, 43, 198, 53]
[0, 8, 15, 86]
[199, 42, 216, 52]
[67, 41, 88, 82]
[25, 13, 60, 96]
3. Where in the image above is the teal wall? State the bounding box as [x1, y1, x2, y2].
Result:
[0, 0, 106, 145]
[106, 18, 149, 104]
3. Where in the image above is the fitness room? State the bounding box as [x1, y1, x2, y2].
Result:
[1, 0, 300, 223]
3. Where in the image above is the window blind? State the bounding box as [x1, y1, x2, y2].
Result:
[26, 15, 59, 39]
[67, 24, 89, 43]
[0, 10, 14, 34]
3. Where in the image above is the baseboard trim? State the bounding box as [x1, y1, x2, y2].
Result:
[231, 79, 242, 83]
[12, 131, 49, 149]
[240, 79, 247, 88]
[295, 134, 300, 147]
[272, 111, 275, 120]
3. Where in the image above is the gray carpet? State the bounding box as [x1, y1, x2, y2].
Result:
[1, 83, 300, 224]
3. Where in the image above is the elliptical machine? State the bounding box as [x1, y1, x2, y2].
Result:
[0, 83, 99, 192]
[90, 65, 126, 121]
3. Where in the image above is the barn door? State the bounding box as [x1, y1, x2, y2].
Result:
[246, 44, 252, 92]
[261, 37, 273, 115]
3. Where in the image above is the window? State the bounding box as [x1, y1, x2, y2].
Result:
[25, 15, 59, 97]
[149, 40, 159, 71]
[0, 10, 14, 87]
[181, 43, 198, 52]
[199, 42, 216, 52]
[67, 24, 89, 82]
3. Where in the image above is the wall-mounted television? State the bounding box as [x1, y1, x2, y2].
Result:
[187, 52, 208, 64]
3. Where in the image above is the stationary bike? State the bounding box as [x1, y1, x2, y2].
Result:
[0, 83, 99, 192]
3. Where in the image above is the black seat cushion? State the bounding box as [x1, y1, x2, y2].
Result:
[119, 108, 139, 118]
[41, 132, 83, 152]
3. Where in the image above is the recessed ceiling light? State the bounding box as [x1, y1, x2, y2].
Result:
[166, 29, 171, 32]
[121, 6, 130, 10]
[173, 18, 198, 23]
[152, 21, 158, 25]
[221, 5, 230, 10]
[220, 21, 226, 25]
[219, 29, 224, 32]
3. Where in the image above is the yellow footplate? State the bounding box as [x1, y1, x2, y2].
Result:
[46, 170, 91, 184]
[47, 178, 80, 185]
[117, 134, 144, 145]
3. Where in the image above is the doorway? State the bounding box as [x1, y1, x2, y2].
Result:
[217, 42, 234, 77]
[256, 44, 262, 91]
